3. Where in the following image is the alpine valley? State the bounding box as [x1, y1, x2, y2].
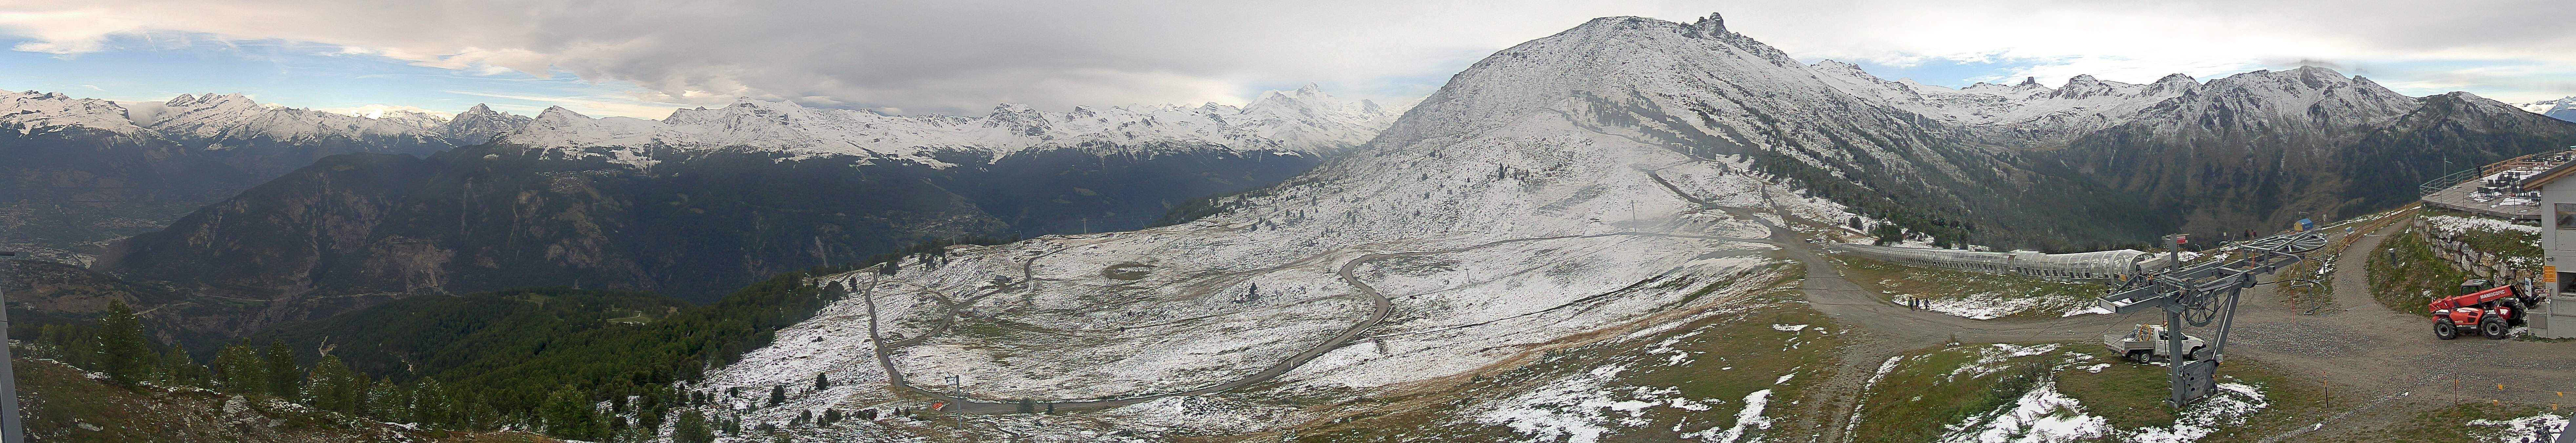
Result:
[5, 10, 2576, 443]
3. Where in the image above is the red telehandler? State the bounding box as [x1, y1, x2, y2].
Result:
[2431, 279, 2543, 340]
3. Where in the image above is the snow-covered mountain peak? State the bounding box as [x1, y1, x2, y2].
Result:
[0, 89, 146, 135]
[2523, 96, 2576, 122]
[497, 85, 1409, 165]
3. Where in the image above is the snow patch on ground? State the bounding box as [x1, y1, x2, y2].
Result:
[1893, 291, 2100, 320]
[1471, 365, 1650, 443]
[2427, 215, 2543, 236]
[2468, 412, 2566, 443]
[1947, 344, 2061, 381]
[1681, 389, 1773, 442]
[2123, 382, 2270, 443]
[1094, 395, 1299, 434]
[1936, 381, 2109, 443]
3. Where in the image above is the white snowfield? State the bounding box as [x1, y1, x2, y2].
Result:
[500, 84, 1405, 168]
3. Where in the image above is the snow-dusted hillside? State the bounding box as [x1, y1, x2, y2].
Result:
[502, 84, 1403, 167]
[699, 13, 1866, 439]
[687, 11, 2575, 441]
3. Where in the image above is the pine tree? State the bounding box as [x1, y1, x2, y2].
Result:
[813, 372, 829, 390]
[410, 377, 450, 427]
[157, 348, 207, 387]
[675, 409, 715, 443]
[767, 385, 785, 406]
[541, 386, 602, 440]
[263, 341, 300, 397]
[361, 378, 401, 418]
[93, 300, 152, 386]
[302, 354, 362, 412]
[211, 340, 267, 394]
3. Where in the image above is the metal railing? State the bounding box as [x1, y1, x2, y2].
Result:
[2420, 167, 2482, 197]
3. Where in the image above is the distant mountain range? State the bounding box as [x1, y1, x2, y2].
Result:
[0, 91, 534, 263]
[59, 85, 1402, 336]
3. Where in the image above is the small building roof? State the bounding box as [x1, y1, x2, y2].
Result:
[2522, 159, 2576, 189]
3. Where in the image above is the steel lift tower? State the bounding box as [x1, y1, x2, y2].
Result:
[2096, 231, 2329, 407]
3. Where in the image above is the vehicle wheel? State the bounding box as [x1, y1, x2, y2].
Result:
[2126, 349, 2149, 363]
[2481, 317, 2510, 340]
[2435, 318, 2459, 340]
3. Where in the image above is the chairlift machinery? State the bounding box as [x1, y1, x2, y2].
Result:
[2096, 230, 2330, 407]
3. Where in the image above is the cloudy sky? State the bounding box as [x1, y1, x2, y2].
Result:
[3, 0, 2570, 119]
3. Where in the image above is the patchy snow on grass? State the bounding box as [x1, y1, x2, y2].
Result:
[2124, 382, 2269, 443]
[2077, 364, 2111, 373]
[2468, 412, 2566, 443]
[1095, 395, 1299, 434]
[1645, 329, 1709, 367]
[1948, 344, 2061, 381]
[1936, 381, 2109, 443]
[1681, 389, 1773, 443]
[2060, 306, 2111, 317]
[1893, 291, 2098, 320]
[1472, 363, 1720, 443]
[1842, 355, 1911, 438]
[1770, 324, 1811, 332]
[2427, 215, 2543, 236]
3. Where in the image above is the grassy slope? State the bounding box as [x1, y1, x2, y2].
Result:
[2051, 348, 2331, 442]
[2369, 226, 2472, 316]
[13, 356, 557, 443]
[1182, 267, 1846, 442]
[1852, 342, 2332, 443]
[1847, 343, 2056, 442]
[2371, 209, 2545, 316]
[1828, 253, 2106, 319]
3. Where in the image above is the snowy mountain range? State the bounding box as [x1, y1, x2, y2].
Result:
[694, 13, 2576, 440]
[1, 90, 530, 148]
[500, 83, 1403, 167]
[0, 90, 534, 262]
[2524, 96, 2576, 122]
[4, 85, 1401, 264]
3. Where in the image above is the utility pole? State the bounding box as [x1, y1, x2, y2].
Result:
[0, 250, 21, 443]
